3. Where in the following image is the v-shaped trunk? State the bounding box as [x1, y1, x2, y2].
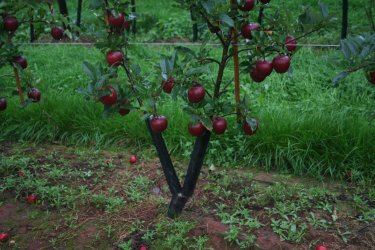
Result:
[146, 119, 211, 218]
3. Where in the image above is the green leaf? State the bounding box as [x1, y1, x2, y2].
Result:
[82, 61, 97, 81]
[218, 14, 234, 27]
[319, 2, 329, 17]
[332, 71, 349, 86]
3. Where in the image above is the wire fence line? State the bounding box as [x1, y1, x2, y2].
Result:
[17, 42, 341, 48]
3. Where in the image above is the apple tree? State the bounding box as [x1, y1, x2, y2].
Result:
[0, 0, 76, 111]
[80, 0, 330, 217]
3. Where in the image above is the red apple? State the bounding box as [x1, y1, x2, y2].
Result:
[123, 20, 130, 31]
[285, 35, 297, 52]
[188, 121, 206, 136]
[18, 171, 25, 177]
[139, 245, 147, 250]
[272, 55, 290, 73]
[250, 67, 266, 83]
[0, 233, 9, 242]
[188, 84, 205, 103]
[109, 12, 125, 28]
[212, 117, 227, 134]
[119, 99, 130, 116]
[28, 88, 41, 102]
[51, 26, 64, 40]
[0, 97, 7, 111]
[260, 0, 271, 4]
[27, 194, 37, 204]
[150, 115, 168, 133]
[4, 16, 19, 32]
[129, 155, 137, 164]
[256, 60, 273, 76]
[13, 55, 28, 69]
[162, 77, 175, 94]
[106, 51, 124, 67]
[316, 246, 327, 250]
[241, 22, 259, 39]
[100, 86, 117, 106]
[366, 70, 375, 85]
[238, 0, 255, 11]
[244, 118, 258, 135]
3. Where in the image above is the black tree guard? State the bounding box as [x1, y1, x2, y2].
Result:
[341, 0, 348, 39]
[30, 16, 36, 42]
[146, 119, 211, 218]
[190, 8, 198, 42]
[77, 0, 83, 30]
[131, 0, 136, 35]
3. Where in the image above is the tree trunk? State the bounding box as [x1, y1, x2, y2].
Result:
[57, 0, 70, 31]
[30, 16, 36, 42]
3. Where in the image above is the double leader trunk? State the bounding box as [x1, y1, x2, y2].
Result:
[146, 119, 211, 218]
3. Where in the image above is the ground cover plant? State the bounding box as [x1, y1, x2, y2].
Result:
[0, 0, 374, 249]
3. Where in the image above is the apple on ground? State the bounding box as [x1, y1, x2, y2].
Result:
[0, 233, 9, 242]
[241, 22, 259, 39]
[162, 77, 175, 94]
[285, 35, 298, 52]
[188, 84, 205, 103]
[0, 98, 7, 111]
[316, 245, 327, 250]
[272, 55, 291, 73]
[150, 116, 168, 133]
[13, 55, 28, 69]
[51, 27, 64, 40]
[212, 117, 227, 134]
[4, 16, 19, 32]
[18, 171, 25, 177]
[106, 51, 124, 67]
[99, 86, 117, 106]
[188, 121, 206, 136]
[27, 194, 37, 204]
[129, 155, 137, 164]
[366, 70, 375, 85]
[238, 0, 255, 11]
[119, 99, 130, 116]
[28, 88, 41, 102]
[139, 245, 147, 250]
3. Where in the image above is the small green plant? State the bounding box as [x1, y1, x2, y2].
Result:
[271, 218, 307, 243]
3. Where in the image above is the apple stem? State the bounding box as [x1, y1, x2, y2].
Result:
[13, 68, 24, 103]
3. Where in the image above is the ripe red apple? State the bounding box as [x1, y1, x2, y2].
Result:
[13, 55, 28, 69]
[28, 88, 41, 102]
[162, 77, 175, 94]
[188, 84, 205, 103]
[0, 97, 7, 111]
[119, 99, 130, 116]
[212, 117, 227, 134]
[100, 86, 117, 106]
[106, 51, 124, 67]
[316, 246, 327, 250]
[0, 233, 9, 242]
[256, 60, 273, 76]
[18, 171, 25, 177]
[244, 118, 258, 135]
[272, 55, 291, 73]
[109, 12, 125, 28]
[4, 16, 19, 32]
[139, 245, 147, 250]
[238, 0, 255, 11]
[51, 26, 64, 40]
[150, 115, 168, 133]
[27, 194, 37, 204]
[188, 121, 206, 136]
[260, 0, 271, 4]
[129, 155, 137, 164]
[285, 35, 297, 52]
[241, 22, 259, 39]
[250, 67, 266, 83]
[366, 70, 375, 85]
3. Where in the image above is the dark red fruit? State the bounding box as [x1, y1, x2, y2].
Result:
[139, 246, 147, 250]
[0, 233, 9, 242]
[51, 26, 64, 40]
[100, 86, 117, 106]
[285, 35, 297, 52]
[109, 12, 125, 28]
[188, 121, 206, 136]
[212, 117, 227, 134]
[13, 55, 28, 69]
[106, 51, 124, 67]
[28, 88, 41, 102]
[256, 60, 273, 76]
[162, 77, 175, 94]
[241, 22, 259, 39]
[0, 97, 7, 111]
[150, 116, 168, 133]
[188, 84, 205, 103]
[129, 155, 137, 164]
[366, 70, 375, 85]
[238, 0, 255, 11]
[244, 118, 258, 135]
[250, 67, 266, 83]
[272, 55, 291, 73]
[4, 16, 19, 32]
[123, 20, 130, 31]
[119, 99, 130, 116]
[27, 194, 37, 204]
[316, 246, 327, 250]
[260, 0, 271, 4]
[18, 171, 25, 177]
